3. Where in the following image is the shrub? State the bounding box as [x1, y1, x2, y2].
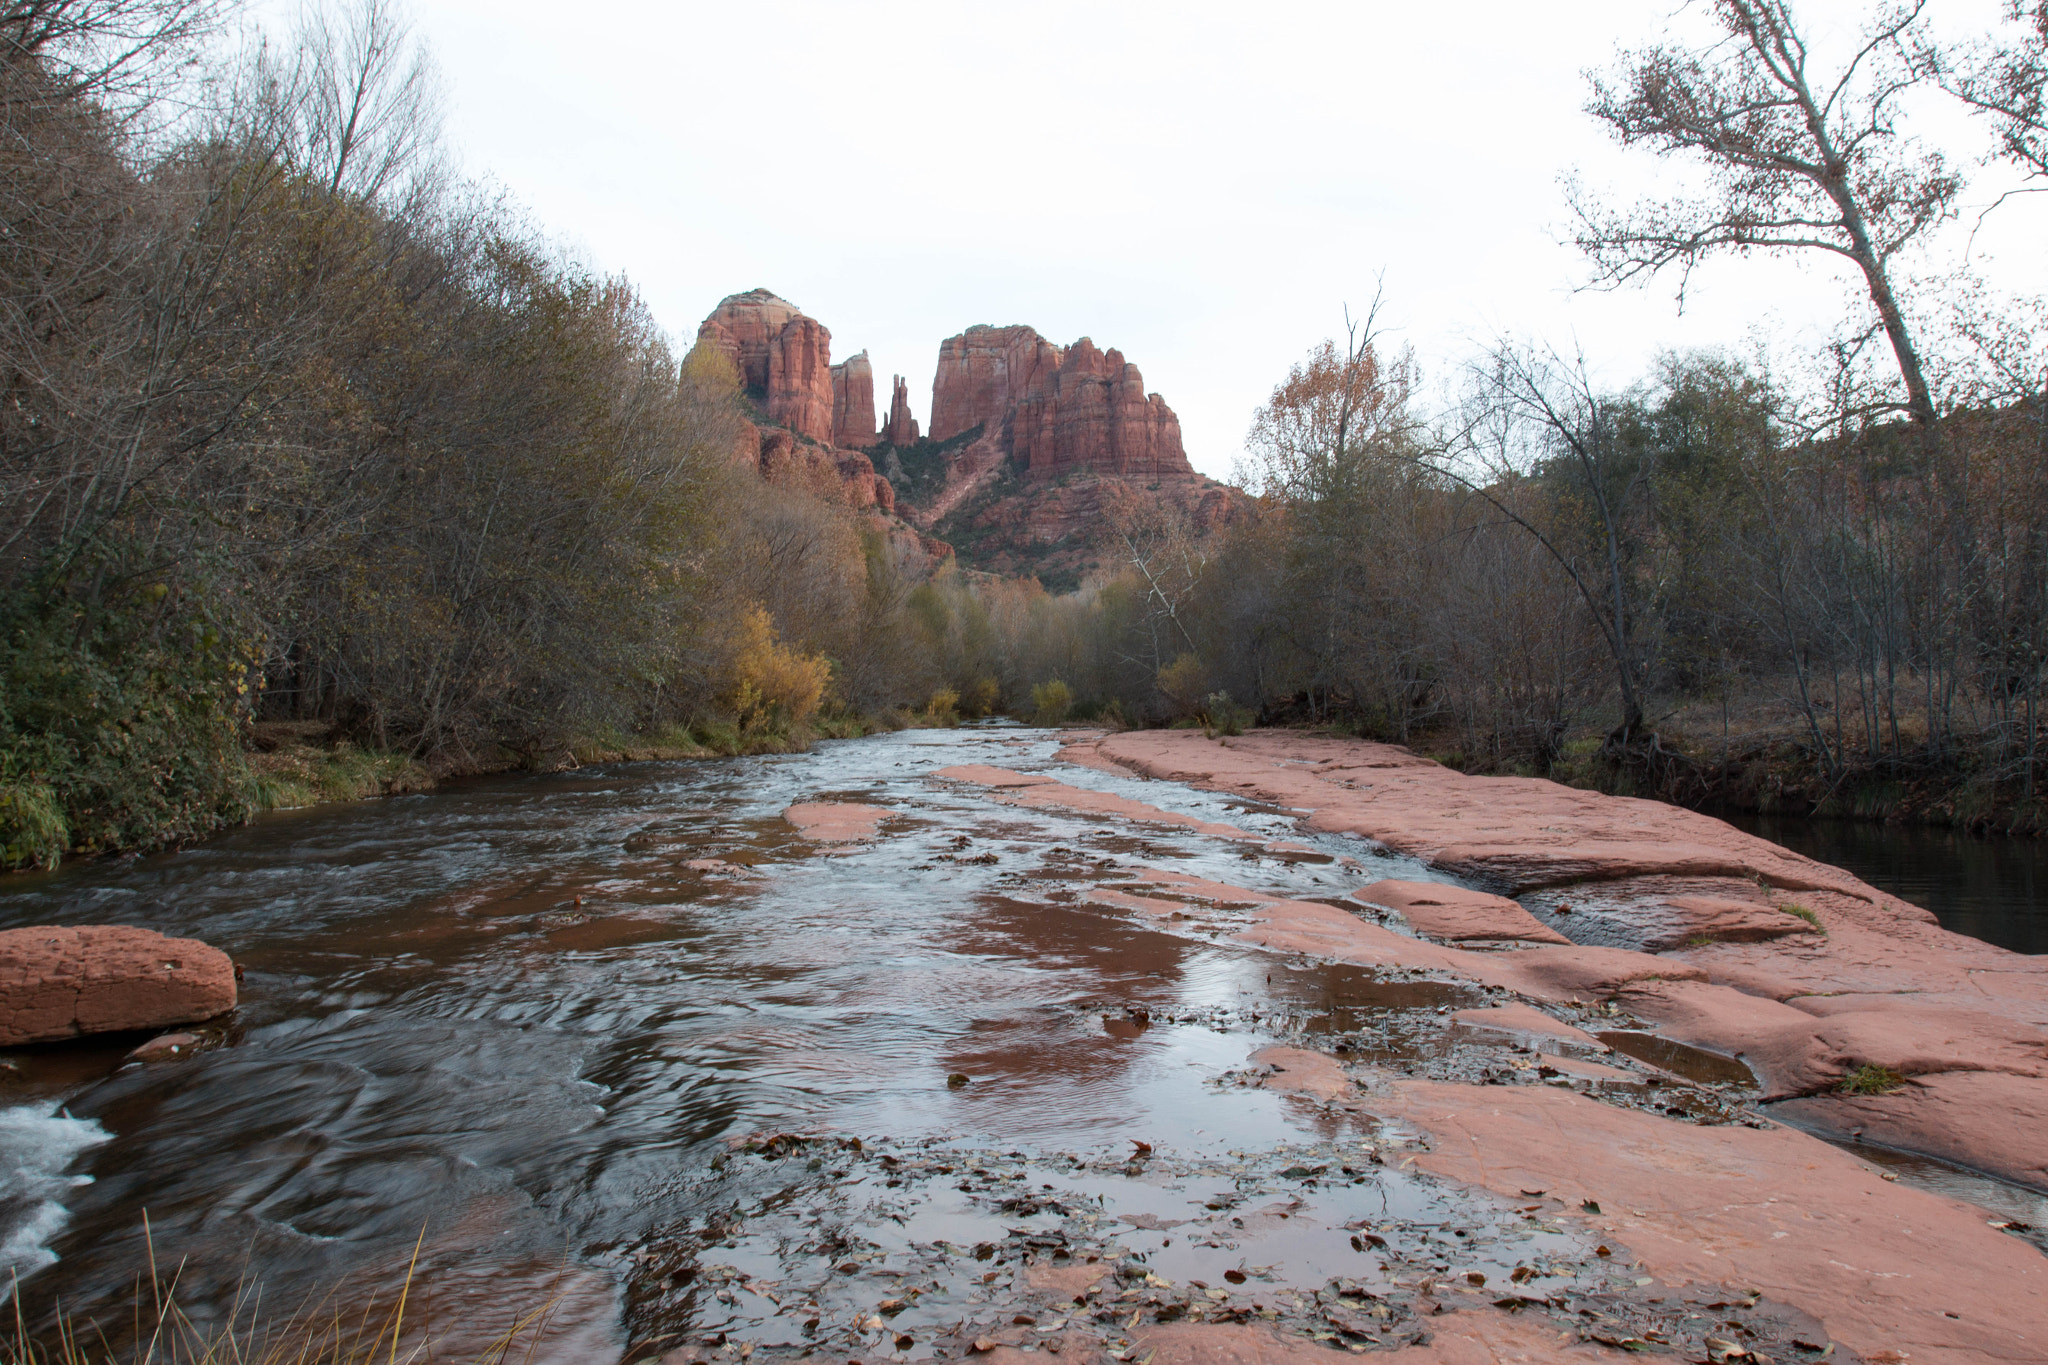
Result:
[0, 569, 256, 869]
[1156, 653, 1206, 720]
[1029, 678, 1073, 725]
[1839, 1064, 1907, 1095]
[925, 687, 961, 725]
[729, 606, 830, 732]
[960, 675, 1001, 719]
[1203, 690, 1253, 737]
[0, 779, 66, 870]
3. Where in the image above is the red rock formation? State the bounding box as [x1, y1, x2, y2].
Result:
[697, 289, 834, 443]
[830, 351, 878, 449]
[928, 324, 1192, 480]
[739, 424, 895, 513]
[929, 325, 1061, 442]
[0, 925, 237, 1045]
[882, 374, 920, 446]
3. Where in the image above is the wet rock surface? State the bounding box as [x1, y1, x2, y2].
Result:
[0, 925, 236, 1046]
[630, 1131, 1859, 1365]
[0, 726, 2039, 1363]
[1079, 731, 2048, 1201]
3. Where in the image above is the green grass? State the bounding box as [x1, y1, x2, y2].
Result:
[1779, 902, 1826, 933]
[0, 780, 68, 871]
[1838, 1064, 1908, 1096]
[251, 745, 432, 811]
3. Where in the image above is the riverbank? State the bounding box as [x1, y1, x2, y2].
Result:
[228, 713, 933, 825]
[1403, 707, 2048, 837]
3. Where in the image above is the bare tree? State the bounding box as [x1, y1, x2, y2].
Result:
[264, 0, 443, 204]
[1569, 0, 1957, 455]
[1926, 1, 2047, 183]
[0, 0, 222, 106]
[1437, 343, 1659, 747]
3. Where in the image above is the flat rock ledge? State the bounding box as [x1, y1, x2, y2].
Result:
[0, 925, 237, 1046]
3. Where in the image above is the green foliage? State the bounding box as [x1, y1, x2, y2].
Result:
[1838, 1064, 1907, 1096]
[1779, 902, 1825, 932]
[1204, 691, 1253, 737]
[250, 745, 431, 811]
[0, 567, 256, 870]
[0, 779, 66, 871]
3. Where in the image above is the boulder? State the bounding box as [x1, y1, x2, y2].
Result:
[0, 925, 237, 1046]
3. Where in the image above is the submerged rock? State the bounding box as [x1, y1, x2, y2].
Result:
[0, 925, 236, 1046]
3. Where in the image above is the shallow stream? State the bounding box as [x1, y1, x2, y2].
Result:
[0, 728, 2036, 1361]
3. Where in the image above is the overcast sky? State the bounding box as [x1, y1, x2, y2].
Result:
[320, 0, 2048, 479]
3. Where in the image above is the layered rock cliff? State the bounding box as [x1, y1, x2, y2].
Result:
[692, 288, 1237, 589]
[698, 289, 835, 444]
[830, 352, 878, 450]
[929, 325, 1192, 481]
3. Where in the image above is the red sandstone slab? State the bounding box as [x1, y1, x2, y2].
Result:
[1375, 1074, 2048, 1364]
[782, 802, 893, 842]
[0, 925, 237, 1046]
[1055, 729, 2048, 1192]
[1356, 879, 1570, 944]
[1774, 1069, 2048, 1191]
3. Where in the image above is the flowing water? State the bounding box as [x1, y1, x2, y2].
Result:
[0, 728, 2033, 1361]
[1727, 812, 2048, 954]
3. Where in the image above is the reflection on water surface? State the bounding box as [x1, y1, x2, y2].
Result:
[1728, 811, 2048, 953]
[0, 729, 2036, 1361]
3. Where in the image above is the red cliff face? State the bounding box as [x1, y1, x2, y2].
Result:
[883, 374, 920, 446]
[928, 325, 1191, 480]
[831, 351, 878, 449]
[698, 289, 834, 443]
[928, 326, 1062, 443]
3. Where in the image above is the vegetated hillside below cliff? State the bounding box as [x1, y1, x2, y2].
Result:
[695, 290, 1244, 593]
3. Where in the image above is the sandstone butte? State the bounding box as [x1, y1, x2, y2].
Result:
[936, 733, 2048, 1364]
[927, 323, 1192, 481]
[690, 291, 1237, 582]
[0, 924, 236, 1046]
[696, 289, 900, 517]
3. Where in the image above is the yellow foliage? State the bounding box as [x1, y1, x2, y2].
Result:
[1156, 653, 1206, 719]
[926, 687, 961, 722]
[730, 606, 829, 731]
[960, 676, 1000, 718]
[1029, 679, 1073, 725]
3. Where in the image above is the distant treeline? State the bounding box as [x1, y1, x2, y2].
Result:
[984, 340, 2048, 827]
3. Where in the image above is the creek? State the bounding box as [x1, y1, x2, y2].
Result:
[1727, 812, 2048, 954]
[0, 727, 2040, 1362]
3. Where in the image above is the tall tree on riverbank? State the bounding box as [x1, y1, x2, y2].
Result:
[1569, 0, 1957, 455]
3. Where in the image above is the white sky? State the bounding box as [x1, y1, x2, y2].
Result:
[334, 0, 2047, 479]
